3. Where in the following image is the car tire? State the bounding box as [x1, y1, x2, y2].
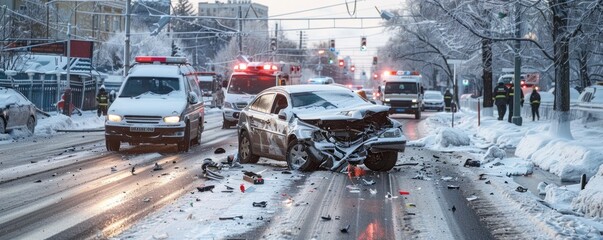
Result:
[364, 151, 398, 171]
[0, 117, 5, 134]
[106, 138, 120, 151]
[26, 116, 35, 135]
[415, 110, 421, 119]
[192, 118, 203, 146]
[222, 116, 233, 129]
[286, 138, 318, 172]
[238, 130, 260, 163]
[178, 122, 191, 152]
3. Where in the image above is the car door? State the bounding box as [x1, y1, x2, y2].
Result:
[185, 75, 204, 140]
[266, 93, 289, 159]
[247, 93, 275, 155]
[5, 90, 25, 129]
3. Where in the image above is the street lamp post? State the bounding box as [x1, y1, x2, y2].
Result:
[512, 1, 523, 126]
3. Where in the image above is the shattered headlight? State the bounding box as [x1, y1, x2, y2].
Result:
[299, 129, 314, 139]
[379, 128, 402, 138]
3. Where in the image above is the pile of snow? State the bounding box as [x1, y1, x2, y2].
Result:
[417, 109, 603, 231]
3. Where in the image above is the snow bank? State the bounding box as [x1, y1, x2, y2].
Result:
[527, 139, 602, 181]
[573, 166, 603, 218]
[482, 146, 505, 164]
[35, 113, 105, 135]
[434, 127, 470, 147]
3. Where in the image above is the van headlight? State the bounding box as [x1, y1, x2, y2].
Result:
[384, 98, 391, 102]
[107, 114, 122, 122]
[223, 102, 233, 109]
[163, 116, 180, 123]
[411, 99, 418, 103]
[379, 128, 402, 138]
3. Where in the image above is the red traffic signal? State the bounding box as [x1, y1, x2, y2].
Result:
[350, 65, 355, 72]
[373, 73, 378, 80]
[338, 59, 344, 67]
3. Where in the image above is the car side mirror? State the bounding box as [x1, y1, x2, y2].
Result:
[278, 110, 287, 120]
[188, 91, 199, 104]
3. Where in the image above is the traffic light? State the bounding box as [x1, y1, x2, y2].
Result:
[350, 65, 355, 72]
[372, 56, 378, 65]
[361, 37, 367, 51]
[462, 79, 469, 86]
[330, 39, 335, 49]
[171, 42, 179, 56]
[338, 59, 344, 67]
[328, 57, 334, 64]
[270, 38, 277, 51]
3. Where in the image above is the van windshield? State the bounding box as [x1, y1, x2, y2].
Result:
[384, 82, 418, 94]
[120, 77, 181, 97]
[227, 75, 275, 95]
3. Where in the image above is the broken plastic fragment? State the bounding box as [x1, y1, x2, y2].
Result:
[467, 196, 478, 201]
[197, 185, 215, 192]
[321, 215, 332, 220]
[447, 185, 459, 190]
[361, 178, 375, 186]
[369, 189, 377, 195]
[399, 190, 410, 195]
[340, 224, 350, 233]
[253, 201, 267, 208]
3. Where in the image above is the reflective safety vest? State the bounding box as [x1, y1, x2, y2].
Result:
[531, 100, 540, 104]
[97, 94, 109, 106]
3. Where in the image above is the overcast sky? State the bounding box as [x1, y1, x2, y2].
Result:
[191, 0, 404, 72]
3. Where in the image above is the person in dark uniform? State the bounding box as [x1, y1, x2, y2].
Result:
[529, 87, 541, 121]
[493, 81, 508, 120]
[444, 89, 453, 112]
[507, 83, 524, 122]
[96, 85, 109, 117]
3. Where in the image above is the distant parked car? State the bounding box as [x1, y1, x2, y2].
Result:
[423, 90, 444, 111]
[0, 87, 37, 134]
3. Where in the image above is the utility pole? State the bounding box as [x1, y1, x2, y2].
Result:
[512, 1, 523, 126]
[273, 23, 278, 62]
[238, 6, 243, 55]
[299, 31, 302, 49]
[124, 0, 131, 76]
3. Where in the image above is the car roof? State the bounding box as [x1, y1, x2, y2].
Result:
[128, 64, 185, 78]
[266, 84, 352, 94]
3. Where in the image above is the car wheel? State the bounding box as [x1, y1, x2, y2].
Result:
[415, 110, 421, 119]
[0, 117, 5, 134]
[106, 138, 120, 151]
[364, 151, 398, 171]
[222, 116, 232, 129]
[286, 138, 317, 172]
[192, 119, 203, 146]
[26, 116, 35, 135]
[238, 130, 260, 163]
[178, 122, 191, 152]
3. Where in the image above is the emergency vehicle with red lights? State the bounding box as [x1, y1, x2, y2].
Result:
[105, 56, 204, 152]
[222, 61, 301, 129]
[380, 70, 425, 119]
[498, 68, 541, 95]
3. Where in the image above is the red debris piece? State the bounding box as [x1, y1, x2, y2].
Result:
[240, 184, 246, 193]
[399, 191, 410, 195]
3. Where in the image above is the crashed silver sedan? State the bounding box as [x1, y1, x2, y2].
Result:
[236, 84, 407, 172]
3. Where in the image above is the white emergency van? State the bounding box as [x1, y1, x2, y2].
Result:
[222, 61, 301, 128]
[381, 71, 425, 119]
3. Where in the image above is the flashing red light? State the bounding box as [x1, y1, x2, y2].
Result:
[263, 64, 271, 70]
[383, 71, 391, 77]
[135, 56, 187, 64]
[272, 65, 278, 70]
[338, 59, 344, 67]
[350, 65, 356, 72]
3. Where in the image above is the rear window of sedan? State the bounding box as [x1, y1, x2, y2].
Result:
[290, 90, 367, 110]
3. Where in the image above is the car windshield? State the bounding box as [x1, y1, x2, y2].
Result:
[384, 82, 418, 94]
[425, 93, 443, 99]
[120, 77, 182, 97]
[227, 75, 275, 95]
[199, 81, 213, 92]
[291, 90, 366, 110]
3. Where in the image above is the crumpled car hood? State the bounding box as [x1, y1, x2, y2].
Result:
[294, 104, 390, 121]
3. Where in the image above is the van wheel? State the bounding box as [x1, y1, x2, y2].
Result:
[415, 110, 421, 119]
[286, 138, 318, 172]
[364, 151, 397, 171]
[106, 138, 120, 152]
[178, 122, 191, 152]
[26, 116, 35, 135]
[238, 130, 259, 163]
[222, 116, 233, 129]
[192, 118, 203, 146]
[0, 118, 6, 134]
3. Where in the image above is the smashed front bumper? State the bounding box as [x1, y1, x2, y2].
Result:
[299, 127, 407, 171]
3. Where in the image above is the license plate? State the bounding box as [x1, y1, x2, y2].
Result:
[396, 108, 406, 112]
[130, 127, 154, 132]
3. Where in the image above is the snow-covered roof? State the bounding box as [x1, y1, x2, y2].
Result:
[17, 54, 101, 76]
[269, 84, 352, 94]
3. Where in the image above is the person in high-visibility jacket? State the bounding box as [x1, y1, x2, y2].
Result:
[493, 81, 508, 120]
[529, 87, 541, 121]
[506, 83, 524, 123]
[444, 89, 453, 112]
[96, 85, 109, 117]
